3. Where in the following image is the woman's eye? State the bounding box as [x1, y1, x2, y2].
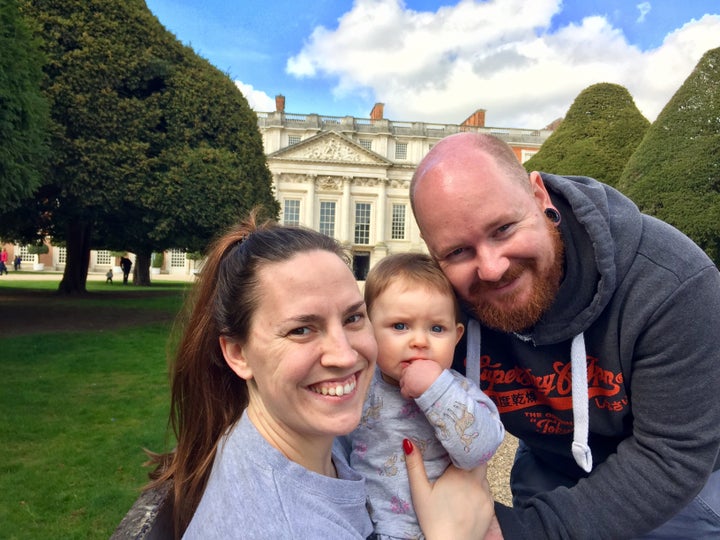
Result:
[288, 327, 311, 336]
[345, 313, 364, 325]
[392, 322, 408, 331]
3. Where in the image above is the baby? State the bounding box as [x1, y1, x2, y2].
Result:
[347, 253, 504, 539]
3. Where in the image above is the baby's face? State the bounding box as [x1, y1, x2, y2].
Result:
[370, 281, 463, 385]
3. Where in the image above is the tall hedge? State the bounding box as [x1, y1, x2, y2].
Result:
[525, 83, 649, 187]
[618, 47, 720, 264]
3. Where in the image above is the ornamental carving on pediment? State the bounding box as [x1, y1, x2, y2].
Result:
[302, 137, 369, 163]
[317, 176, 342, 191]
[279, 173, 310, 184]
[354, 177, 384, 188]
[389, 179, 410, 189]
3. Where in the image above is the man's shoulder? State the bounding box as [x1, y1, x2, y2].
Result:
[636, 214, 716, 280]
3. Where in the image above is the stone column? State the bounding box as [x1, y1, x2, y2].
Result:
[305, 175, 316, 228]
[341, 177, 352, 244]
[272, 173, 280, 200]
[376, 179, 387, 244]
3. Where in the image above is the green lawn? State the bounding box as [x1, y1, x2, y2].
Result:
[0, 282, 186, 539]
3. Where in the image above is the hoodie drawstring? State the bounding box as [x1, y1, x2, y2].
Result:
[571, 333, 592, 472]
[466, 321, 593, 473]
[466, 318, 481, 386]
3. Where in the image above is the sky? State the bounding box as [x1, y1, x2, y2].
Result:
[143, 0, 720, 129]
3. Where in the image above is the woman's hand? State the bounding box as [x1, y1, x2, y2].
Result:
[403, 438, 496, 540]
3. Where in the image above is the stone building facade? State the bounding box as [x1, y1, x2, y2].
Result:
[259, 96, 553, 278]
[1, 98, 553, 278]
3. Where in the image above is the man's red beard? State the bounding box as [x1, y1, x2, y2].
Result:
[468, 223, 564, 333]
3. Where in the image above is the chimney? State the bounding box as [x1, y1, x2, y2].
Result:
[461, 109, 486, 127]
[275, 94, 285, 113]
[370, 103, 384, 120]
[544, 117, 563, 131]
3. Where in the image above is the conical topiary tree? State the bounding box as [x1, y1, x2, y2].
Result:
[525, 83, 649, 187]
[618, 47, 720, 264]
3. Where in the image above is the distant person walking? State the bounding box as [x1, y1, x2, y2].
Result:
[0, 248, 8, 275]
[14, 255, 21, 271]
[120, 256, 132, 285]
[106, 268, 113, 284]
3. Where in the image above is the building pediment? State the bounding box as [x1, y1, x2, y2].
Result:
[268, 132, 391, 166]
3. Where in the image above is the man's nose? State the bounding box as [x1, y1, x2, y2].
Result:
[474, 245, 510, 282]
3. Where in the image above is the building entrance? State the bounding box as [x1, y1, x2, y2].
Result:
[352, 252, 370, 281]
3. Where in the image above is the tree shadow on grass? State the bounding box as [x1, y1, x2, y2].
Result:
[1, 287, 183, 337]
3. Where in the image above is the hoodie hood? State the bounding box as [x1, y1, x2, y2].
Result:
[529, 173, 643, 346]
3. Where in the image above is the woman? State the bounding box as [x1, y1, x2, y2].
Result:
[149, 210, 494, 539]
[149, 209, 375, 538]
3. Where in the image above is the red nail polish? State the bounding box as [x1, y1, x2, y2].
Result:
[403, 438, 413, 455]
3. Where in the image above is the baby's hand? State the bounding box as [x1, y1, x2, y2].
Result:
[400, 359, 443, 399]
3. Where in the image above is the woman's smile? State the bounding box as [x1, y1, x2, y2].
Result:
[308, 372, 359, 397]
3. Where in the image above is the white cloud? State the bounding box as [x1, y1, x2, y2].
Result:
[234, 81, 275, 111]
[637, 2, 651, 23]
[285, 0, 720, 127]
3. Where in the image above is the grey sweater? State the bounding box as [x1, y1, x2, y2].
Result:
[184, 412, 373, 539]
[457, 174, 720, 539]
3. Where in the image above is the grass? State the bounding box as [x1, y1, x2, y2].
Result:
[0, 282, 187, 539]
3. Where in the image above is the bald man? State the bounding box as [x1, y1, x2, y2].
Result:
[410, 133, 720, 539]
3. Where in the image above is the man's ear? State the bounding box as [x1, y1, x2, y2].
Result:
[219, 336, 253, 380]
[529, 171, 553, 208]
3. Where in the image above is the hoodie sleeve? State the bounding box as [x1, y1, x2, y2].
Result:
[495, 263, 720, 539]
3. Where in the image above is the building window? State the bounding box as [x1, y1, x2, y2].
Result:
[283, 199, 301, 226]
[170, 249, 186, 268]
[57, 247, 67, 264]
[391, 204, 406, 240]
[288, 135, 301, 146]
[395, 142, 408, 160]
[359, 139, 372, 151]
[354, 202, 371, 245]
[521, 150, 537, 163]
[19, 245, 31, 262]
[96, 250, 112, 265]
[319, 201, 336, 237]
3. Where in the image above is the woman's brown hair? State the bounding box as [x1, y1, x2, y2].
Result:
[147, 209, 347, 537]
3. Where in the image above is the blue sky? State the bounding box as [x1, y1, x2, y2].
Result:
[144, 0, 720, 128]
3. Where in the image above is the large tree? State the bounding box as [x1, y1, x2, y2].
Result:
[116, 50, 278, 286]
[524, 83, 649, 187]
[618, 47, 720, 264]
[15, 0, 277, 293]
[0, 0, 48, 210]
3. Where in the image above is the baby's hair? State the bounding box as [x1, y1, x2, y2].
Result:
[364, 252, 460, 320]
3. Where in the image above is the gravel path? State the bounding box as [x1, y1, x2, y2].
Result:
[487, 434, 516, 506]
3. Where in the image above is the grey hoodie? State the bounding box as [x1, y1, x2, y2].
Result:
[457, 173, 720, 539]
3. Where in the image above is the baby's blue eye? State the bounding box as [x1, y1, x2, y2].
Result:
[431, 325, 444, 333]
[393, 322, 408, 331]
